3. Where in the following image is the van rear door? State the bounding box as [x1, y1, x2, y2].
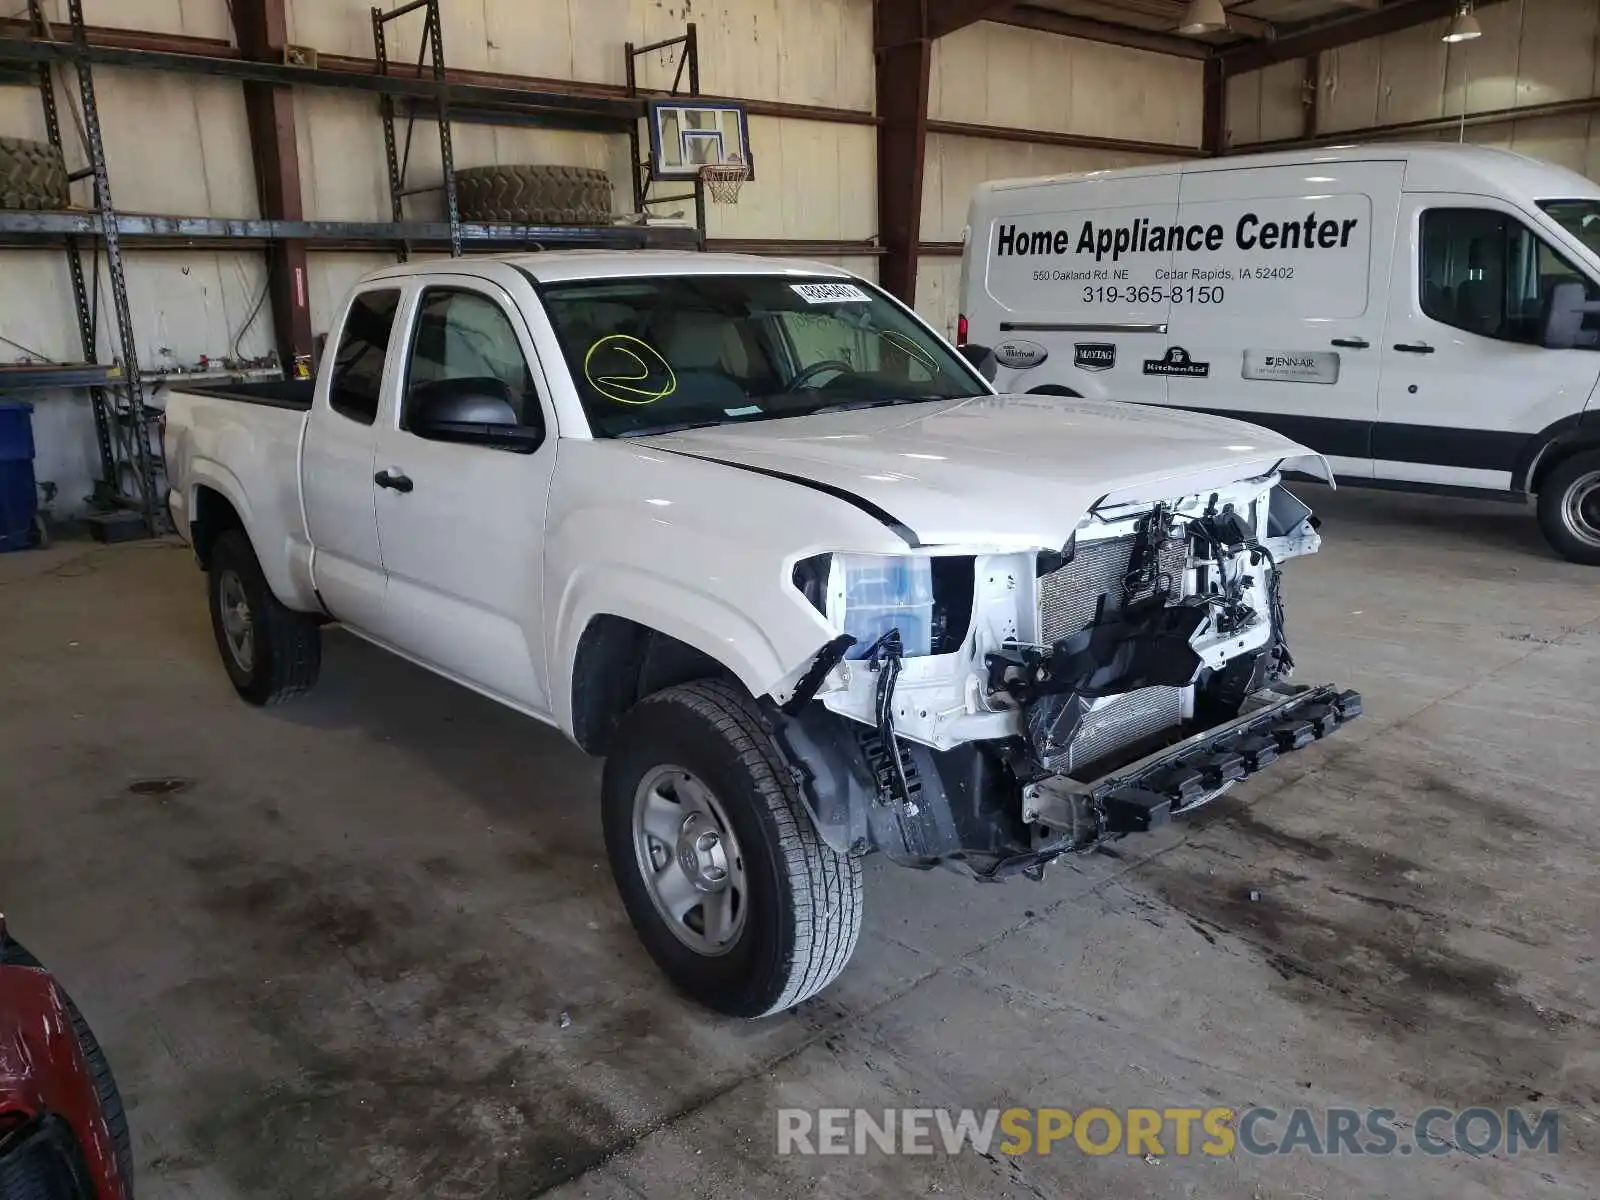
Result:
[966, 172, 1179, 402]
[1161, 160, 1404, 480]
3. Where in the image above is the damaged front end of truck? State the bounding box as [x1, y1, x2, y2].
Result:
[767, 471, 1360, 880]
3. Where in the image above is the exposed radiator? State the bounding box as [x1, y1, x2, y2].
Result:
[1037, 533, 1191, 775]
[1038, 533, 1190, 643]
[1058, 685, 1185, 775]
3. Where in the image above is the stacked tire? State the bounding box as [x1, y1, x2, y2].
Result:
[454, 164, 613, 226]
[0, 137, 69, 211]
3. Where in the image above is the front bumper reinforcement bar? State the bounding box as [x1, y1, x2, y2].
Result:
[1024, 683, 1362, 835]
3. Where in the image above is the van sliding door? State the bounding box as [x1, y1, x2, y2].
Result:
[1163, 160, 1404, 480]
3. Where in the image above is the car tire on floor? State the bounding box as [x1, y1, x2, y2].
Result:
[207, 529, 321, 706]
[602, 679, 862, 1018]
[1537, 447, 1600, 565]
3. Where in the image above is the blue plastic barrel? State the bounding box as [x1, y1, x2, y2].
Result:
[0, 400, 39, 552]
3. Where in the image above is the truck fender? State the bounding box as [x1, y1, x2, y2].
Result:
[551, 565, 796, 734]
[184, 458, 318, 612]
[1512, 412, 1599, 494]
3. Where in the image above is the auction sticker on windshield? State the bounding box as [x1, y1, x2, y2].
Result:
[791, 283, 870, 304]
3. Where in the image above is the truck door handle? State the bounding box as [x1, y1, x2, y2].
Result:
[374, 469, 413, 493]
[1393, 341, 1435, 354]
[1330, 337, 1369, 349]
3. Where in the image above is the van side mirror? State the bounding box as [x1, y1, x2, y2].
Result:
[958, 343, 998, 383]
[1542, 280, 1600, 350]
[409, 377, 541, 452]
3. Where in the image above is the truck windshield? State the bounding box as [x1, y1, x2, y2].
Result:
[538, 274, 986, 437]
[1539, 199, 1600, 258]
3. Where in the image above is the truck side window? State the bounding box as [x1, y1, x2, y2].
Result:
[403, 288, 543, 441]
[328, 288, 400, 425]
[1420, 208, 1600, 345]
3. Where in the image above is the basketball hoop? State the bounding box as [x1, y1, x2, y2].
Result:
[698, 154, 749, 205]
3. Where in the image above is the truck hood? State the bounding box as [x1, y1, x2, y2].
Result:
[642, 394, 1329, 548]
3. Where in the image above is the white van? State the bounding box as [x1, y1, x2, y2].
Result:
[957, 144, 1600, 564]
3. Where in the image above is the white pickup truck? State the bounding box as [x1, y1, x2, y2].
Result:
[163, 252, 1360, 1018]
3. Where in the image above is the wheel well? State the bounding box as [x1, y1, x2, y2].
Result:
[191, 486, 245, 569]
[570, 615, 735, 755]
[1529, 434, 1600, 494]
[1027, 384, 1082, 398]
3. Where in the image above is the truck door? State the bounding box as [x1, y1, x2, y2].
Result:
[1376, 196, 1600, 492]
[1165, 161, 1403, 480]
[968, 173, 1179, 402]
[302, 286, 401, 631]
[368, 276, 558, 715]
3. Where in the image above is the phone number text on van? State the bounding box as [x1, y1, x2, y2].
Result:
[1081, 285, 1225, 305]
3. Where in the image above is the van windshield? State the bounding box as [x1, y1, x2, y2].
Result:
[1538, 200, 1600, 259]
[537, 274, 987, 438]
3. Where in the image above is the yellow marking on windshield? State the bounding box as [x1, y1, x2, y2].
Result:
[583, 334, 678, 405]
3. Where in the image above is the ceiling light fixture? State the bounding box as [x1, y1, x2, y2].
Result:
[1178, 0, 1228, 35]
[1442, 1, 1482, 42]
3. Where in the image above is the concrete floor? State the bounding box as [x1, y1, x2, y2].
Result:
[1, 484, 1597, 1200]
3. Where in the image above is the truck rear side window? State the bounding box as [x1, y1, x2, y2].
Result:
[329, 288, 401, 425]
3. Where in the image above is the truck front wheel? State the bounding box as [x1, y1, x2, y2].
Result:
[208, 529, 321, 705]
[602, 679, 862, 1017]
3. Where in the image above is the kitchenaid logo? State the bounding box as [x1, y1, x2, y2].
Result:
[1143, 346, 1209, 378]
[1074, 343, 1115, 371]
[994, 212, 1362, 263]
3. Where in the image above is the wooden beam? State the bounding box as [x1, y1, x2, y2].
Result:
[1048, 0, 1275, 41]
[996, 5, 1211, 58]
[875, 1, 933, 303]
[925, 0, 1016, 42]
[1203, 56, 1225, 154]
[928, 117, 1204, 158]
[230, 0, 313, 373]
[1223, 0, 1508, 74]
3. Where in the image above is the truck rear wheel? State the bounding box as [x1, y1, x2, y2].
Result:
[602, 680, 862, 1017]
[1537, 447, 1600, 565]
[208, 530, 321, 705]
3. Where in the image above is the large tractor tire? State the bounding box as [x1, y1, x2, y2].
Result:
[0, 138, 69, 211]
[454, 165, 613, 226]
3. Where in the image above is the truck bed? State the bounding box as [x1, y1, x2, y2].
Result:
[181, 379, 314, 410]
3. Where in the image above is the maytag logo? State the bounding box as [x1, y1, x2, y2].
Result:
[993, 339, 1049, 370]
[1074, 343, 1116, 372]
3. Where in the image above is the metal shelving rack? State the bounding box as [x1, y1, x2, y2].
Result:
[373, 0, 461, 260]
[0, 6, 710, 536]
[625, 27, 708, 237]
[17, 0, 161, 535]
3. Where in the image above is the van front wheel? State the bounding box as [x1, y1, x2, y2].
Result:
[1538, 448, 1600, 565]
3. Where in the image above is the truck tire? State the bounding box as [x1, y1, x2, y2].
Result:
[207, 529, 321, 705]
[1537, 447, 1600, 565]
[454, 165, 613, 225]
[602, 679, 862, 1017]
[0, 937, 134, 1196]
[0, 137, 69, 211]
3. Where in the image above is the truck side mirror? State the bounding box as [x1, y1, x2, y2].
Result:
[958, 343, 997, 382]
[1541, 280, 1600, 350]
[409, 377, 542, 452]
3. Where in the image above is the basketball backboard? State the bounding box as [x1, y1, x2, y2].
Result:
[647, 100, 752, 182]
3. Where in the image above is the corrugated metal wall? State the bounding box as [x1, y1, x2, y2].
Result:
[915, 23, 1202, 339]
[1227, 0, 1600, 176]
[0, 0, 876, 511]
